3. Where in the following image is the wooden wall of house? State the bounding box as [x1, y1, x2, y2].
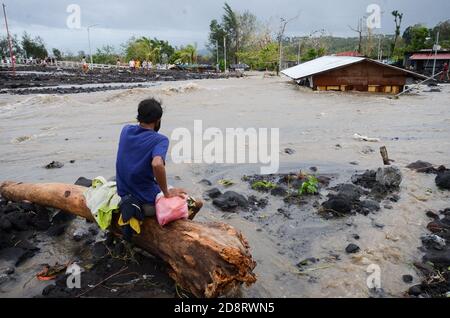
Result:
[312, 60, 408, 93]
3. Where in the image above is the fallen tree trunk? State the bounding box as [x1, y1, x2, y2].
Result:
[0, 181, 257, 298]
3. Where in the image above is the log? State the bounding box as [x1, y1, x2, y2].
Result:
[0, 181, 257, 298]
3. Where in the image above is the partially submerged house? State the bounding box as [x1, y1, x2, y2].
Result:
[281, 56, 427, 94]
[404, 49, 450, 75]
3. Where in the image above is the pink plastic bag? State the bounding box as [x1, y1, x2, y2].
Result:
[155, 194, 188, 227]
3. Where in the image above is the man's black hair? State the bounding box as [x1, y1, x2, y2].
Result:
[137, 98, 163, 124]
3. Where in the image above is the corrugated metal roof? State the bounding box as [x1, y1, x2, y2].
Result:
[281, 56, 365, 80]
[281, 56, 427, 80]
[410, 53, 450, 60]
[335, 51, 364, 57]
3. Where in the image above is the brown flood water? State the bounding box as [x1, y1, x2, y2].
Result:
[0, 74, 449, 297]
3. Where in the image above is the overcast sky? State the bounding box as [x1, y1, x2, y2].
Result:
[1, 0, 449, 54]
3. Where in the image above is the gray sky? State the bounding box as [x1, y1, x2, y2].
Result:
[2, 0, 449, 54]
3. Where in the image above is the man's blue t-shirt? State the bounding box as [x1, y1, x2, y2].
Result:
[116, 125, 169, 204]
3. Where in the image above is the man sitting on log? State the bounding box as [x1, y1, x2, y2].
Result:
[116, 98, 202, 240]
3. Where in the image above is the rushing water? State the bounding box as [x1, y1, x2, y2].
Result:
[0, 75, 449, 297]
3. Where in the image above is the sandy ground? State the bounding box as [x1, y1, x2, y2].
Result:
[0, 73, 449, 297]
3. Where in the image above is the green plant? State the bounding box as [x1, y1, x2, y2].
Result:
[298, 176, 319, 196]
[251, 180, 277, 191]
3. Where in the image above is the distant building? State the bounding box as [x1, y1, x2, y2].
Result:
[404, 49, 450, 75]
[281, 56, 426, 94]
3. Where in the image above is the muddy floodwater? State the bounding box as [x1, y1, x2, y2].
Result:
[1, 73, 449, 298]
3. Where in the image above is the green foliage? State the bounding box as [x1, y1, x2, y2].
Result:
[93, 45, 120, 65]
[124, 37, 175, 63]
[171, 44, 198, 64]
[218, 179, 234, 187]
[0, 34, 23, 57]
[237, 42, 279, 70]
[251, 181, 277, 191]
[298, 176, 319, 196]
[403, 24, 430, 51]
[52, 48, 63, 60]
[21, 32, 48, 59]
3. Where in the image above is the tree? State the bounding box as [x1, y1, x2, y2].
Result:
[431, 20, 450, 48]
[391, 10, 404, 58]
[93, 45, 119, 65]
[207, 19, 227, 64]
[403, 24, 430, 51]
[0, 34, 23, 58]
[124, 37, 174, 63]
[171, 44, 197, 64]
[349, 18, 364, 54]
[21, 32, 48, 59]
[52, 48, 63, 60]
[222, 2, 240, 64]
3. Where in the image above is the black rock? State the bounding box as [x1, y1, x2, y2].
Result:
[271, 187, 288, 197]
[402, 275, 413, 284]
[18, 202, 35, 212]
[7, 212, 29, 231]
[408, 285, 422, 296]
[74, 177, 92, 188]
[47, 224, 67, 237]
[199, 179, 212, 186]
[361, 200, 381, 212]
[322, 197, 353, 215]
[284, 148, 295, 155]
[213, 191, 248, 212]
[425, 210, 439, 219]
[45, 161, 64, 169]
[205, 188, 222, 199]
[353, 234, 360, 240]
[436, 170, 450, 190]
[2, 202, 21, 214]
[248, 196, 268, 210]
[352, 170, 377, 189]
[345, 244, 360, 254]
[0, 217, 12, 231]
[332, 184, 365, 202]
[51, 211, 76, 224]
[407, 161, 436, 174]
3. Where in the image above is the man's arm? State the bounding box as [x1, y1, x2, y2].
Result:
[152, 156, 186, 198]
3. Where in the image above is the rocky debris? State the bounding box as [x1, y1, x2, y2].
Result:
[376, 166, 403, 188]
[345, 244, 360, 254]
[204, 188, 222, 199]
[45, 161, 64, 169]
[0, 66, 242, 95]
[284, 148, 296, 155]
[213, 191, 248, 212]
[410, 208, 450, 298]
[402, 275, 414, 284]
[41, 238, 176, 298]
[199, 179, 212, 186]
[73, 228, 91, 242]
[351, 170, 378, 189]
[407, 161, 437, 174]
[436, 170, 450, 190]
[248, 196, 268, 212]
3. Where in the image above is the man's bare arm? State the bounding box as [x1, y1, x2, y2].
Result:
[152, 156, 186, 198]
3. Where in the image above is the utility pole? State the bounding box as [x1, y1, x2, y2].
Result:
[2, 3, 15, 76]
[432, 31, 440, 77]
[223, 35, 227, 73]
[216, 39, 219, 72]
[87, 24, 98, 69]
[297, 39, 301, 65]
